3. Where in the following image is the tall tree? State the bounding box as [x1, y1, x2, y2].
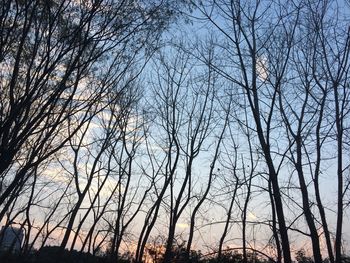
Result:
[0, 0, 181, 222]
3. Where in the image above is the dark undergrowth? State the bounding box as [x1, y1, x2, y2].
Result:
[0, 246, 349, 263]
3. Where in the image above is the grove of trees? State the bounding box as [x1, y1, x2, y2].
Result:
[0, 0, 349, 263]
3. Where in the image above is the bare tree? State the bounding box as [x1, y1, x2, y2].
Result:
[313, 3, 350, 262]
[190, 1, 350, 262]
[190, 1, 300, 262]
[156, 47, 218, 263]
[0, 0, 181, 222]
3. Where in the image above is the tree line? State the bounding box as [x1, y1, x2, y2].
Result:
[0, 0, 349, 263]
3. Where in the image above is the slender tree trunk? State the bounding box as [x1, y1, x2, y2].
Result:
[253, 112, 292, 263]
[334, 85, 343, 263]
[218, 182, 238, 261]
[295, 136, 323, 262]
[314, 88, 334, 263]
[60, 197, 84, 250]
[268, 179, 282, 263]
[242, 170, 252, 263]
